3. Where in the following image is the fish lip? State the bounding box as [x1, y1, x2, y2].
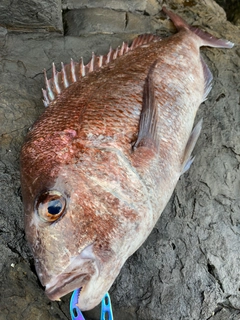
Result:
[45, 273, 90, 301]
[44, 244, 98, 301]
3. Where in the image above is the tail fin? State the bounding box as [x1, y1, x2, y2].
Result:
[162, 6, 234, 49]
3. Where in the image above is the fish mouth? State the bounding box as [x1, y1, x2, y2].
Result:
[44, 244, 98, 301]
[46, 272, 91, 300]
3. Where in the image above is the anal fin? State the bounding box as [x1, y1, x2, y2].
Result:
[181, 119, 202, 174]
[201, 55, 213, 101]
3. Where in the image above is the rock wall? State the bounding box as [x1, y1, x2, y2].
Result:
[0, 0, 239, 319]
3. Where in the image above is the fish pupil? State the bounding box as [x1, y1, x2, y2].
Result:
[47, 199, 62, 215]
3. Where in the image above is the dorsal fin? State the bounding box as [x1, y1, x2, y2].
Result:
[42, 34, 160, 107]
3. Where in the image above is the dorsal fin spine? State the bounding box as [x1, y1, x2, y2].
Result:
[120, 43, 124, 56]
[61, 62, 69, 88]
[113, 47, 118, 60]
[43, 34, 160, 107]
[44, 69, 55, 101]
[107, 47, 112, 64]
[99, 55, 103, 68]
[80, 58, 85, 77]
[89, 53, 95, 72]
[42, 89, 49, 107]
[52, 63, 61, 94]
[70, 59, 77, 83]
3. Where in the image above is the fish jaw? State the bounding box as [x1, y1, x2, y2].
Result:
[43, 243, 124, 310]
[44, 244, 98, 301]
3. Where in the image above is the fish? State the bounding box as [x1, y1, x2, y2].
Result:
[20, 7, 233, 311]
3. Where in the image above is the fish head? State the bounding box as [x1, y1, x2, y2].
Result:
[22, 172, 121, 310]
[21, 135, 146, 310]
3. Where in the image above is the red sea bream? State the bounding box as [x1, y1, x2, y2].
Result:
[20, 7, 233, 311]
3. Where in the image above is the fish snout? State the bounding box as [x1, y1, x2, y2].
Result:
[44, 244, 99, 301]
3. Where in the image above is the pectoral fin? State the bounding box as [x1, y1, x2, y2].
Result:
[133, 60, 159, 152]
[181, 119, 202, 174]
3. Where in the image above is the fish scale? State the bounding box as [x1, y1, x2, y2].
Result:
[20, 7, 233, 311]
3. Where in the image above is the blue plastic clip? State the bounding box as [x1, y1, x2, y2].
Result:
[70, 289, 113, 320]
[70, 288, 85, 320]
[100, 292, 113, 320]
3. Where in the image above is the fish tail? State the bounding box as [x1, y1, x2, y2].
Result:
[162, 6, 234, 49]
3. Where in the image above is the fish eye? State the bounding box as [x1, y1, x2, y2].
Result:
[35, 190, 66, 222]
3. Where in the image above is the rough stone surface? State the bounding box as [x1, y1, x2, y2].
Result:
[62, 0, 151, 12]
[0, 0, 239, 319]
[64, 8, 158, 35]
[216, 0, 240, 25]
[0, 0, 63, 33]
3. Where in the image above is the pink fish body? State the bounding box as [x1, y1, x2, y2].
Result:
[20, 7, 233, 310]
